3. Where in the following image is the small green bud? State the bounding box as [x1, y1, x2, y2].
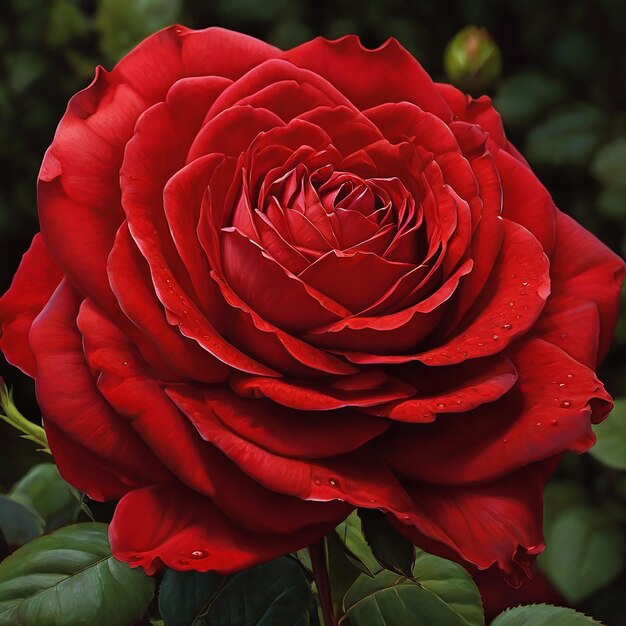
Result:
[444, 26, 502, 93]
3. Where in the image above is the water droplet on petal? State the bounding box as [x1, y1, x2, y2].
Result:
[550, 419, 559, 426]
[122, 361, 128, 366]
[508, 301, 514, 307]
[535, 421, 542, 427]
[558, 383, 566, 388]
[560, 401, 571, 408]
[191, 550, 207, 559]
[503, 438, 509, 443]
[492, 334, 500, 341]
[328, 478, 338, 487]
[477, 342, 484, 347]
[560, 332, 568, 339]
[567, 373, 574, 379]
[313, 479, 322, 486]
[437, 402, 446, 409]
[502, 324, 512, 330]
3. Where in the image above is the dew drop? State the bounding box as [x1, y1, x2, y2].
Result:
[437, 402, 446, 409]
[502, 324, 512, 330]
[567, 373, 574, 379]
[122, 361, 128, 366]
[191, 550, 207, 559]
[462, 351, 468, 356]
[535, 421, 542, 427]
[560, 332, 568, 339]
[477, 342, 484, 347]
[560, 401, 571, 408]
[328, 478, 338, 487]
[522, 281, 529, 287]
[503, 438, 509, 444]
[492, 334, 500, 341]
[558, 383, 566, 388]
[423, 411, 432, 419]
[508, 300, 514, 307]
[313, 478, 322, 486]
[550, 419, 559, 427]
[456, 400, 463, 405]
[175, 26, 183, 34]
[369, 499, 376, 503]
[515, 314, 522, 319]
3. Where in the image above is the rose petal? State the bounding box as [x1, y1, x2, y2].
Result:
[285, 36, 452, 119]
[395, 463, 546, 585]
[0, 234, 62, 376]
[230, 371, 414, 411]
[370, 354, 517, 422]
[382, 338, 611, 484]
[544, 211, 625, 363]
[29, 281, 170, 499]
[110, 482, 343, 575]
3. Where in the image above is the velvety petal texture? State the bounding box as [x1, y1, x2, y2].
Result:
[0, 25, 623, 584]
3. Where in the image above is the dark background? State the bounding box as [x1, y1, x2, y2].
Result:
[0, 0, 624, 623]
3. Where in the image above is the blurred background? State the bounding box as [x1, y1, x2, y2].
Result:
[0, 0, 624, 623]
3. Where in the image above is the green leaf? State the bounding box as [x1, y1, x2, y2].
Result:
[359, 509, 415, 577]
[0, 522, 155, 626]
[590, 138, 626, 189]
[595, 186, 626, 220]
[589, 398, 626, 470]
[159, 570, 223, 626]
[494, 71, 566, 130]
[542, 479, 587, 537]
[0, 383, 50, 454]
[193, 557, 312, 626]
[0, 495, 44, 550]
[326, 532, 362, 612]
[335, 511, 383, 577]
[525, 104, 607, 167]
[341, 549, 484, 626]
[8, 463, 81, 530]
[490, 603, 604, 625]
[539, 505, 625, 603]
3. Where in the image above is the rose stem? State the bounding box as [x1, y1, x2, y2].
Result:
[308, 538, 338, 626]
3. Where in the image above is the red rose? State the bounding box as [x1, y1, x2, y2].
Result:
[0, 26, 623, 583]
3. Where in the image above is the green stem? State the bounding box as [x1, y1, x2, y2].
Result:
[0, 383, 50, 453]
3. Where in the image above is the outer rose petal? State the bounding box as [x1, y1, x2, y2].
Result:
[29, 280, 170, 499]
[0, 234, 62, 376]
[285, 36, 452, 119]
[110, 482, 341, 575]
[383, 339, 612, 485]
[396, 463, 546, 585]
[540, 211, 625, 363]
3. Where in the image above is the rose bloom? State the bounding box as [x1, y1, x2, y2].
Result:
[0, 27, 623, 583]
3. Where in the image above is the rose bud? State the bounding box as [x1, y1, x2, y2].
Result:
[444, 25, 503, 92]
[0, 27, 622, 583]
